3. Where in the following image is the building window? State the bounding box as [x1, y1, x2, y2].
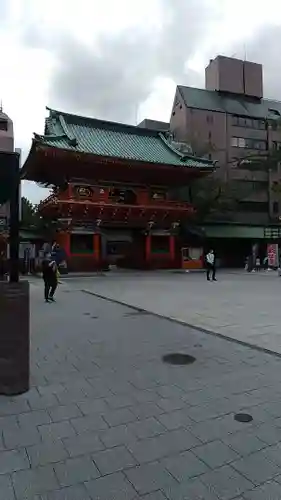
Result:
[231, 136, 267, 150]
[206, 115, 213, 124]
[272, 141, 281, 150]
[270, 120, 278, 131]
[208, 154, 212, 160]
[251, 181, 268, 192]
[245, 138, 266, 150]
[151, 190, 166, 201]
[208, 131, 212, 140]
[231, 137, 245, 148]
[269, 108, 280, 117]
[109, 188, 136, 204]
[70, 234, 94, 255]
[0, 120, 7, 131]
[257, 119, 266, 130]
[238, 201, 268, 213]
[232, 115, 266, 130]
[273, 201, 279, 214]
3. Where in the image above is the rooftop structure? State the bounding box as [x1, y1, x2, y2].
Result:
[170, 55, 281, 226]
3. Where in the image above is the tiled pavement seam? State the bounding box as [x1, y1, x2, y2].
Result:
[2, 388, 281, 499]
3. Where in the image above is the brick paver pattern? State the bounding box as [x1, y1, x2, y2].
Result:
[1, 283, 281, 498]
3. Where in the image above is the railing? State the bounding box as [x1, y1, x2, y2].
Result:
[149, 199, 192, 209]
[39, 192, 193, 212]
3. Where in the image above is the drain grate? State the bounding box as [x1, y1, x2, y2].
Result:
[162, 353, 196, 365]
[234, 413, 253, 423]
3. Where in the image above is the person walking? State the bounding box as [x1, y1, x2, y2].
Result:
[42, 252, 58, 303]
[206, 249, 217, 281]
[255, 256, 261, 272]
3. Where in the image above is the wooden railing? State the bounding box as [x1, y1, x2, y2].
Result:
[39, 192, 193, 211]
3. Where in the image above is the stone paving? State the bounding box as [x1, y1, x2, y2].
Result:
[2, 282, 281, 498]
[70, 270, 281, 355]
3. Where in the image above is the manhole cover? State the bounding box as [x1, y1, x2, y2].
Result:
[234, 413, 253, 423]
[162, 353, 196, 365]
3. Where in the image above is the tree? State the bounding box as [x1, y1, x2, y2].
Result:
[171, 133, 281, 222]
[173, 176, 252, 223]
[20, 197, 41, 229]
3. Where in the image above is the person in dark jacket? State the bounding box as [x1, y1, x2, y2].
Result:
[42, 253, 58, 302]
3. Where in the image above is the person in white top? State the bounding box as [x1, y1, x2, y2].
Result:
[206, 249, 217, 281]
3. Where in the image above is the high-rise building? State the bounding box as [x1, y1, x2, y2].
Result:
[0, 110, 14, 236]
[170, 55, 281, 225]
[0, 110, 14, 153]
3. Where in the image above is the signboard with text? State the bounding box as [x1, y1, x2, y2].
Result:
[267, 243, 279, 267]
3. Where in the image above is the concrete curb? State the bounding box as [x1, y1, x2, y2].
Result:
[82, 288, 281, 360]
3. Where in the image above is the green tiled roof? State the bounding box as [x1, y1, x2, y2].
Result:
[33, 108, 213, 169]
[178, 85, 281, 119]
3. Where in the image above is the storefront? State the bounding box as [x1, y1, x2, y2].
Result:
[202, 224, 281, 268]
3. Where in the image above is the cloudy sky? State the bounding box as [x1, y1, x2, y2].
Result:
[1, 0, 281, 203]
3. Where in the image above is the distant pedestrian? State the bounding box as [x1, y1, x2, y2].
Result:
[42, 252, 58, 303]
[263, 256, 268, 270]
[255, 256, 261, 272]
[206, 249, 217, 281]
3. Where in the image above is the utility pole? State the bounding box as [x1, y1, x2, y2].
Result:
[8, 152, 20, 282]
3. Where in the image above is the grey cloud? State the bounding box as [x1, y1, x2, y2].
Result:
[0, 0, 10, 26]
[22, 0, 218, 123]
[20, 1, 281, 127]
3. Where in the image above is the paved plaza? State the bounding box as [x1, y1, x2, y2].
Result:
[72, 270, 281, 355]
[1, 281, 281, 498]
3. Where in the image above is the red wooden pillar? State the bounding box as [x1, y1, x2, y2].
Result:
[145, 234, 151, 263]
[169, 235, 175, 263]
[93, 233, 101, 267]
